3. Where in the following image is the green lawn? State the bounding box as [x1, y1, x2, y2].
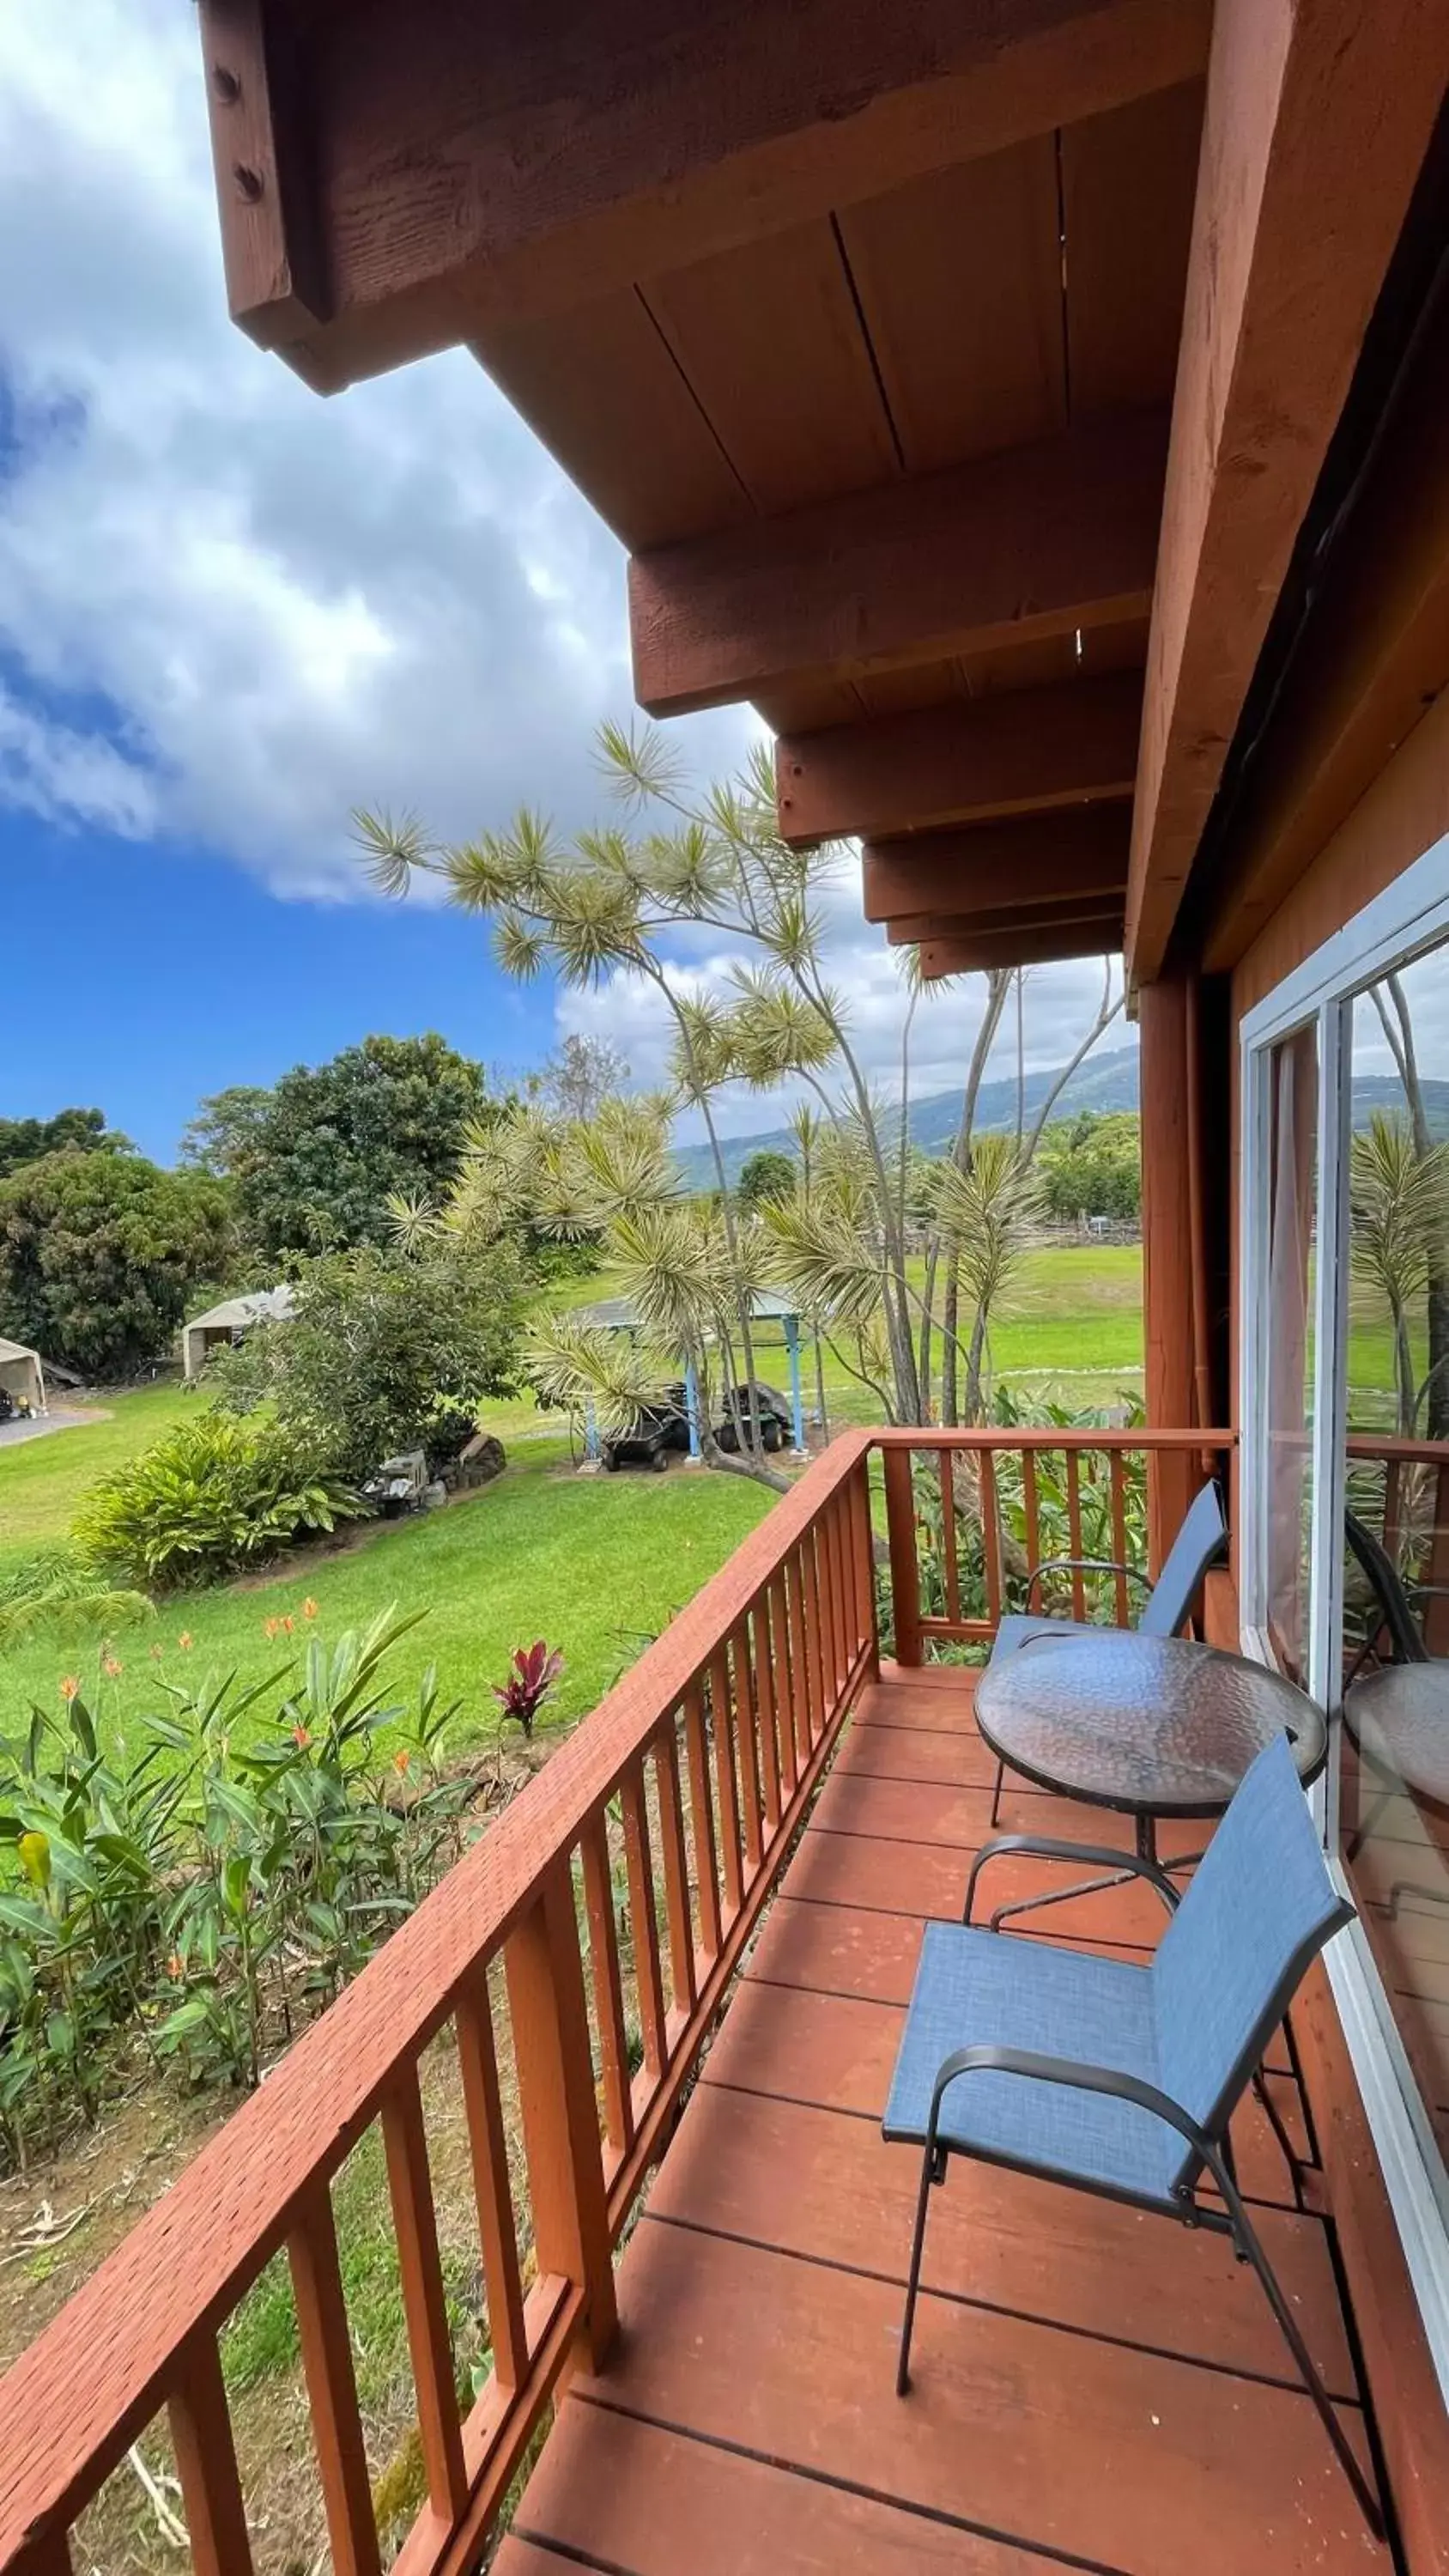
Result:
[0, 1244, 1143, 1742]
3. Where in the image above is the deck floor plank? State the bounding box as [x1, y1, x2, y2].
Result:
[506, 1670, 1389, 2575]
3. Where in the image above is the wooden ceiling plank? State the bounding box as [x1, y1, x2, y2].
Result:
[919, 917, 1124, 976]
[775, 671, 1142, 845]
[473, 294, 751, 550]
[862, 808, 1130, 922]
[1060, 82, 1204, 417]
[1126, 0, 1449, 980]
[641, 223, 898, 514]
[835, 132, 1067, 471]
[630, 409, 1167, 715]
[197, 0, 1212, 386]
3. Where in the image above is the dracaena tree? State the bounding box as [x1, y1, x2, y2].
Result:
[355, 726, 1119, 1446]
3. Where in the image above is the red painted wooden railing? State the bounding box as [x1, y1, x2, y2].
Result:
[0, 1435, 877, 2576]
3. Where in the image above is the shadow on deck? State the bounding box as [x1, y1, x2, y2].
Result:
[496, 1666, 1386, 2576]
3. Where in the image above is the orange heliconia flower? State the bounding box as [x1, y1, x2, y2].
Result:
[103, 1656, 124, 1679]
[59, 1675, 80, 1702]
[264, 1616, 280, 1640]
[393, 1749, 411, 1776]
[292, 1723, 312, 1749]
[178, 1631, 193, 1651]
[303, 1597, 319, 1619]
[167, 1953, 184, 1980]
[282, 1615, 294, 1634]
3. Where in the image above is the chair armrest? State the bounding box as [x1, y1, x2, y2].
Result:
[965, 1832, 1177, 1924]
[1023, 1554, 1149, 1607]
[925, 2042, 1210, 2181]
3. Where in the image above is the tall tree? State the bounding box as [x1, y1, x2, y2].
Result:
[737, 1149, 796, 1209]
[0, 1109, 130, 1178]
[187, 1036, 489, 1259]
[0, 1151, 233, 1377]
[539, 1034, 631, 1121]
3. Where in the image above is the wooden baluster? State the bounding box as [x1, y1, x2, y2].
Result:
[800, 1534, 828, 1743]
[579, 1817, 634, 2159]
[618, 1760, 668, 2078]
[1022, 1449, 1042, 1606]
[289, 2185, 382, 2576]
[1382, 1458, 1404, 1571]
[770, 1570, 800, 1794]
[831, 1491, 855, 1680]
[1426, 1462, 1449, 1657]
[882, 1446, 922, 1665]
[1108, 1451, 1131, 1626]
[382, 2069, 468, 2518]
[682, 1678, 722, 1956]
[783, 1551, 813, 1774]
[709, 1646, 744, 1916]
[979, 1448, 1003, 1631]
[1065, 1450, 1087, 1619]
[851, 1457, 880, 1674]
[731, 1623, 764, 1872]
[455, 1970, 530, 2385]
[505, 1867, 618, 2370]
[652, 1722, 697, 2015]
[168, 2330, 255, 2576]
[938, 1448, 961, 1623]
[751, 1592, 782, 1832]
[815, 1504, 840, 1699]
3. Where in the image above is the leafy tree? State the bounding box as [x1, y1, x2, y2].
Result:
[185, 1036, 489, 1258]
[214, 1239, 527, 1478]
[1349, 1110, 1449, 1433]
[1037, 1111, 1142, 1221]
[539, 1033, 630, 1121]
[0, 1151, 233, 1376]
[737, 1149, 796, 1209]
[0, 1109, 130, 1178]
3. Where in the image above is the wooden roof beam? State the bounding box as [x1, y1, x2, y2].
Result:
[196, 0, 1210, 389]
[630, 410, 1167, 718]
[775, 672, 1140, 846]
[919, 916, 1124, 977]
[887, 896, 1125, 946]
[1125, 0, 1449, 981]
[862, 807, 1129, 925]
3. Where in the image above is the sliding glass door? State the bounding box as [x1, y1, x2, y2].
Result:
[1241, 839, 1449, 2385]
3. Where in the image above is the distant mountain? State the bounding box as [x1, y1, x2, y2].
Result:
[673, 1044, 1142, 1191]
[672, 1048, 1449, 1189]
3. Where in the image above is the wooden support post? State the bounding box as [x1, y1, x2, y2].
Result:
[454, 1972, 530, 2389]
[168, 2333, 254, 2576]
[288, 2187, 381, 2576]
[1138, 978, 1197, 1571]
[504, 1867, 618, 2372]
[882, 1447, 923, 1666]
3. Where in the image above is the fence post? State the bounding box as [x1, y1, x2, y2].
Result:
[882, 1445, 922, 1668]
[505, 1862, 618, 2374]
[850, 1458, 881, 1679]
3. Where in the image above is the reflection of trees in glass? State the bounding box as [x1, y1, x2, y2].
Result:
[1363, 972, 1449, 1438]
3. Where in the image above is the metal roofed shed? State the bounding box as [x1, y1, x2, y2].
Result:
[181, 1284, 296, 1382]
[0, 1337, 45, 1418]
[572, 1292, 808, 1462]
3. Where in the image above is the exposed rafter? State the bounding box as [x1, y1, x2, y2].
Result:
[862, 807, 1129, 925]
[887, 897, 1124, 947]
[196, 0, 1210, 384]
[1125, 0, 1449, 980]
[629, 411, 1167, 717]
[918, 915, 1124, 977]
[775, 673, 1140, 846]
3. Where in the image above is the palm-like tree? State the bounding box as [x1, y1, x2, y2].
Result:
[1349, 1109, 1449, 1432]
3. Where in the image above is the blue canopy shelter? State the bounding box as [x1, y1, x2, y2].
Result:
[572, 1293, 807, 1461]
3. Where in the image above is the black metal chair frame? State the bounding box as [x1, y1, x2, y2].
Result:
[894, 1849, 1381, 2539]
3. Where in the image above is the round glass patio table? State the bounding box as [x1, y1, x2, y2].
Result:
[973, 1628, 1328, 1869]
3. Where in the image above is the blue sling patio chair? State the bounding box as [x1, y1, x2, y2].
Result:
[985, 1475, 1228, 1832]
[882, 1733, 1381, 2537]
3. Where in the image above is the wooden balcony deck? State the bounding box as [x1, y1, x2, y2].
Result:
[497, 1664, 1388, 2576]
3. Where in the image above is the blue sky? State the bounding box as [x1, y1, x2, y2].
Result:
[0, 3, 1129, 1167]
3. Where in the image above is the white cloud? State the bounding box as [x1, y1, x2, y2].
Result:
[0, 0, 751, 898]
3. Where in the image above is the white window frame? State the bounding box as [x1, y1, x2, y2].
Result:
[1239, 826, 1449, 2402]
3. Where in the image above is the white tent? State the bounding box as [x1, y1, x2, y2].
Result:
[0, 1336, 46, 1416]
[181, 1285, 295, 1382]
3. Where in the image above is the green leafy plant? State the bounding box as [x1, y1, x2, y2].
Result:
[72, 1414, 361, 1589]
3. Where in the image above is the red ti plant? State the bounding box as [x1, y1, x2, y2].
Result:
[492, 1640, 564, 1739]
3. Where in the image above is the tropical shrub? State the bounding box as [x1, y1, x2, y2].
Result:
[72, 1415, 361, 1589]
[0, 1610, 482, 2166]
[210, 1240, 526, 1479]
[492, 1640, 564, 1738]
[0, 1546, 153, 1648]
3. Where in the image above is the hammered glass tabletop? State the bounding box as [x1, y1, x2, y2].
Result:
[1344, 1662, 1449, 1807]
[974, 1628, 1327, 1818]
